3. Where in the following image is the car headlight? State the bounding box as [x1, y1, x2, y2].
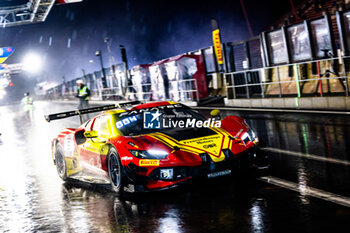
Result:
[129, 149, 169, 159]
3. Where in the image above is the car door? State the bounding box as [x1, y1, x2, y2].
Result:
[79, 114, 111, 174]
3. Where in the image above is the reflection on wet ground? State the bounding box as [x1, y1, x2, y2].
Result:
[0, 102, 350, 232]
[220, 110, 350, 198]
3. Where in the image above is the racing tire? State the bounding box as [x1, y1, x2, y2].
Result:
[55, 143, 68, 181]
[107, 147, 124, 193]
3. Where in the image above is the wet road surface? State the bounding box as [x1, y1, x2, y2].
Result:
[0, 101, 350, 233]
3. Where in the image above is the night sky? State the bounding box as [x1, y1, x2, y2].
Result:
[0, 0, 298, 83]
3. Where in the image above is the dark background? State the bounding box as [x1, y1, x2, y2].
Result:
[0, 0, 302, 80]
[0, 0, 302, 102]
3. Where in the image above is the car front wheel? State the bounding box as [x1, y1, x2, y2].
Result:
[107, 147, 124, 193]
[55, 143, 67, 181]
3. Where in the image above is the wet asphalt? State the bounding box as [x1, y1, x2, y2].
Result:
[0, 101, 349, 233]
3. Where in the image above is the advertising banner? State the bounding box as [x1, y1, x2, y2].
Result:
[0, 47, 14, 64]
[212, 29, 223, 65]
[211, 18, 223, 65]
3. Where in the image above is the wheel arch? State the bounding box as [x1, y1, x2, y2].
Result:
[105, 143, 117, 168]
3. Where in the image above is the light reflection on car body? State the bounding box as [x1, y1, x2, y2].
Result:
[51, 101, 266, 192]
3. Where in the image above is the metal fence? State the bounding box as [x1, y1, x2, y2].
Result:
[168, 79, 200, 102]
[225, 56, 350, 99]
[55, 78, 200, 102]
[45, 9, 350, 103]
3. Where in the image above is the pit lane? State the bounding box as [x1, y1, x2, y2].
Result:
[0, 101, 349, 232]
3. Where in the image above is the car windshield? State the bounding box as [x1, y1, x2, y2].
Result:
[115, 106, 206, 136]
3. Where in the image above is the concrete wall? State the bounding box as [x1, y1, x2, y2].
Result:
[224, 96, 350, 111]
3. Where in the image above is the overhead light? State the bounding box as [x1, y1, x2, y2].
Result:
[22, 53, 42, 73]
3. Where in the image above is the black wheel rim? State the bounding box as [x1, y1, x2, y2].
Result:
[56, 151, 65, 178]
[109, 153, 120, 188]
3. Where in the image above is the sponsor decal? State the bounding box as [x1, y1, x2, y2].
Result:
[84, 132, 94, 138]
[207, 169, 231, 178]
[182, 136, 220, 145]
[64, 134, 75, 157]
[139, 159, 160, 166]
[121, 156, 133, 161]
[203, 143, 217, 149]
[116, 115, 137, 129]
[119, 104, 183, 117]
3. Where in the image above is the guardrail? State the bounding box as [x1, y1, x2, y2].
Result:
[169, 79, 199, 102]
[95, 78, 200, 102]
[126, 83, 152, 101]
[225, 56, 350, 99]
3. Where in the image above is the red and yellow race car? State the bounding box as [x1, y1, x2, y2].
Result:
[45, 101, 267, 193]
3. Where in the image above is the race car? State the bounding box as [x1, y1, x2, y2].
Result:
[45, 101, 268, 193]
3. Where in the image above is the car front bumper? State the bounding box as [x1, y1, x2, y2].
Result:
[123, 146, 269, 192]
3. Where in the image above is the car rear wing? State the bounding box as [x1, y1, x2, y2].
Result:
[44, 100, 142, 123]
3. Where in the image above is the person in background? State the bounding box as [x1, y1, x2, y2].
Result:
[76, 79, 90, 110]
[22, 92, 34, 123]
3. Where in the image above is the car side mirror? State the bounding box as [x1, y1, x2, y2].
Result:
[84, 130, 98, 138]
[210, 109, 220, 117]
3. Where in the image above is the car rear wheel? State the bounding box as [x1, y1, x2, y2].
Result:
[55, 144, 67, 181]
[107, 147, 124, 193]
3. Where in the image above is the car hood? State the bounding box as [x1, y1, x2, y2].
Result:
[125, 125, 249, 163]
[147, 127, 229, 162]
